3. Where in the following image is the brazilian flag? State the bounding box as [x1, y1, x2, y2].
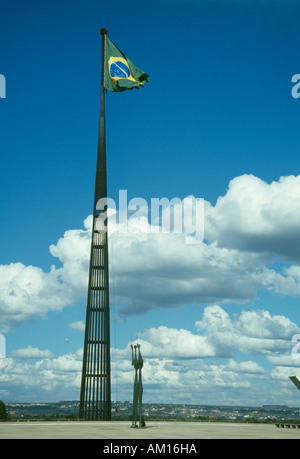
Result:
[104, 37, 149, 92]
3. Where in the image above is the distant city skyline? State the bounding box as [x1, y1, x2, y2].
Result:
[5, 400, 300, 425]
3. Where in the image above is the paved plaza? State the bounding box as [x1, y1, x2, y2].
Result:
[0, 421, 300, 439]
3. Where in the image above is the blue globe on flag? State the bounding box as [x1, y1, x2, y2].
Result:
[110, 60, 130, 79]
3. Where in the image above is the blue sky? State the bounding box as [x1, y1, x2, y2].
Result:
[1, 0, 300, 406]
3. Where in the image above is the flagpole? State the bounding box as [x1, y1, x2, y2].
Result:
[99, 27, 111, 421]
[96, 28, 108, 197]
[79, 27, 148, 421]
[79, 27, 111, 421]
[99, 26, 111, 421]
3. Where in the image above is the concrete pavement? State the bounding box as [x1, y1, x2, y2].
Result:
[1, 421, 300, 439]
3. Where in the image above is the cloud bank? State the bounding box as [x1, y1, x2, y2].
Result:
[1, 173, 300, 332]
[1, 305, 299, 405]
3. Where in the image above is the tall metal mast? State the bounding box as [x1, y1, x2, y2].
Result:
[79, 28, 111, 421]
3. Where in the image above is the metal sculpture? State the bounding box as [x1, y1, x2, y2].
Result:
[131, 344, 145, 428]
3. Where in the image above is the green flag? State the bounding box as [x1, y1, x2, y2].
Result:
[104, 37, 149, 92]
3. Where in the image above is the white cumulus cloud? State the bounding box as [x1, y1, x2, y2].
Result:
[1, 174, 300, 331]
